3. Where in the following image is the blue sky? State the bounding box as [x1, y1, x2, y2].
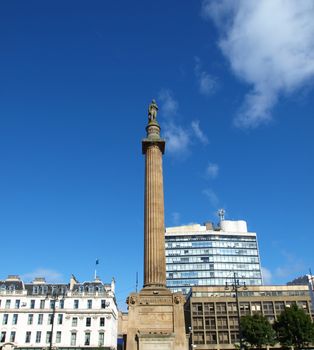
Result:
[1, 1, 313, 310]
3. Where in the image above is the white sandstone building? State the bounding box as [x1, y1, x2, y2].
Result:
[0, 274, 118, 350]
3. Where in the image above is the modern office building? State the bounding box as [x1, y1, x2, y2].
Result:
[165, 219, 263, 294]
[0, 274, 118, 350]
[185, 284, 313, 350]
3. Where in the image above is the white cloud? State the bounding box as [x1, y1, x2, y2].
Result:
[195, 57, 218, 96]
[202, 0, 314, 128]
[172, 212, 181, 225]
[261, 266, 272, 284]
[158, 90, 208, 157]
[206, 162, 219, 179]
[158, 89, 178, 117]
[202, 188, 219, 207]
[21, 268, 63, 283]
[163, 122, 190, 155]
[191, 120, 209, 145]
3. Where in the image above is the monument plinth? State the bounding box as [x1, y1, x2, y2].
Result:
[126, 101, 188, 350]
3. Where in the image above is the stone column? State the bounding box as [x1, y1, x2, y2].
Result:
[142, 111, 166, 288]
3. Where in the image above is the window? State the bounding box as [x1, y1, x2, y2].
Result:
[71, 332, 77, 346]
[86, 317, 91, 327]
[40, 300, 45, 309]
[15, 300, 20, 309]
[216, 303, 227, 314]
[217, 317, 228, 329]
[204, 317, 215, 329]
[251, 302, 262, 314]
[99, 332, 104, 346]
[72, 317, 78, 327]
[229, 317, 239, 329]
[30, 299, 35, 309]
[12, 314, 18, 325]
[192, 303, 203, 316]
[58, 314, 63, 325]
[263, 301, 274, 314]
[50, 300, 55, 309]
[36, 331, 41, 343]
[5, 300, 11, 309]
[10, 331, 16, 342]
[0, 332, 6, 343]
[87, 299, 92, 309]
[230, 332, 239, 343]
[297, 301, 309, 312]
[56, 331, 61, 343]
[74, 299, 79, 309]
[85, 333, 90, 346]
[48, 314, 53, 325]
[227, 302, 237, 314]
[205, 332, 217, 344]
[101, 299, 107, 308]
[38, 314, 43, 325]
[275, 302, 285, 313]
[25, 331, 31, 343]
[28, 314, 34, 325]
[100, 317, 105, 327]
[240, 302, 250, 315]
[193, 317, 204, 330]
[204, 303, 215, 315]
[2, 314, 8, 325]
[193, 332, 205, 345]
[59, 299, 64, 309]
[218, 331, 229, 344]
[46, 331, 52, 344]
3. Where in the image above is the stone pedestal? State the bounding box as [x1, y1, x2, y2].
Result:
[126, 287, 187, 350]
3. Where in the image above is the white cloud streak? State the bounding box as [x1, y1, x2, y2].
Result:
[171, 212, 181, 225]
[195, 57, 218, 96]
[158, 89, 178, 117]
[158, 90, 208, 156]
[202, 188, 219, 207]
[202, 0, 314, 128]
[163, 122, 190, 155]
[191, 120, 209, 145]
[261, 266, 272, 284]
[206, 162, 219, 179]
[21, 268, 63, 283]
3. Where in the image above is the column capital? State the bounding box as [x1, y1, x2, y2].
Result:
[142, 139, 165, 154]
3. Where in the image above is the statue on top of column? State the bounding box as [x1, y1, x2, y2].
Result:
[148, 99, 158, 122]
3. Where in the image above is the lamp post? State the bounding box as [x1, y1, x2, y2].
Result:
[225, 272, 247, 350]
[46, 286, 66, 350]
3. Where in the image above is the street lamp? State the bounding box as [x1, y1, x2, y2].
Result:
[46, 286, 66, 350]
[225, 272, 247, 350]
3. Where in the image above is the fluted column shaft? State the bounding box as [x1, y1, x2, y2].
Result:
[143, 143, 166, 287]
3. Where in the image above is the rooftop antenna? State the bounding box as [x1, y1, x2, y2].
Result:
[309, 268, 313, 284]
[218, 208, 225, 222]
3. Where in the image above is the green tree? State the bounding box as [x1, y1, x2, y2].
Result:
[274, 303, 314, 350]
[240, 314, 276, 350]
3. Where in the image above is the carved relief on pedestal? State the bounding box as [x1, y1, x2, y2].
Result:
[126, 294, 138, 306]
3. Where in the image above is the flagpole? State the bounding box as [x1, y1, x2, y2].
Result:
[95, 258, 99, 280]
